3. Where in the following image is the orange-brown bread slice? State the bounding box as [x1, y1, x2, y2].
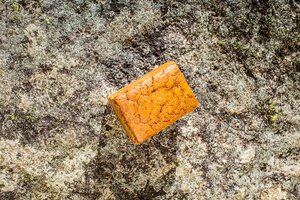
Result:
[108, 61, 199, 144]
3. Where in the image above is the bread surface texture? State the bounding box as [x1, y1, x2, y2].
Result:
[108, 61, 199, 144]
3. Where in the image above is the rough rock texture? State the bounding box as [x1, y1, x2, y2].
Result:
[0, 0, 299, 199]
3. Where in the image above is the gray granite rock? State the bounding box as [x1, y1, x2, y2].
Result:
[0, 0, 299, 199]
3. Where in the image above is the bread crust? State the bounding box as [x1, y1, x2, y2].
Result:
[108, 61, 199, 144]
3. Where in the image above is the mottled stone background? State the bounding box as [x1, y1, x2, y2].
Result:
[0, 0, 299, 199]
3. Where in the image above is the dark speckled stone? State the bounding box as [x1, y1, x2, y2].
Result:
[0, 0, 299, 199]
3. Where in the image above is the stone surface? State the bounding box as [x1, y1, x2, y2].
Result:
[0, 0, 299, 199]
